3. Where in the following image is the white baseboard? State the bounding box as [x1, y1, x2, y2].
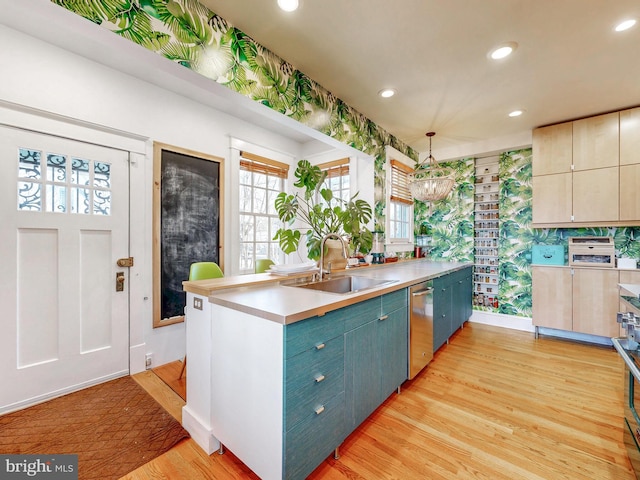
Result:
[129, 342, 146, 374]
[182, 405, 220, 455]
[469, 310, 535, 332]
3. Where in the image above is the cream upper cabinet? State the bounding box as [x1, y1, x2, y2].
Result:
[532, 174, 572, 224]
[572, 167, 619, 222]
[620, 107, 640, 166]
[620, 163, 640, 221]
[532, 108, 640, 226]
[572, 112, 619, 171]
[619, 107, 640, 221]
[532, 122, 573, 176]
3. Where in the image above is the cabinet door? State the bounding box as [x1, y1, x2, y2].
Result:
[572, 167, 619, 222]
[572, 112, 619, 171]
[620, 164, 640, 221]
[344, 321, 378, 429]
[433, 276, 452, 351]
[620, 107, 640, 166]
[451, 268, 473, 331]
[532, 173, 572, 224]
[532, 267, 572, 329]
[377, 308, 408, 401]
[532, 122, 573, 176]
[572, 268, 620, 337]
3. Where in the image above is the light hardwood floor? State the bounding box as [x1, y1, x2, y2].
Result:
[127, 323, 634, 479]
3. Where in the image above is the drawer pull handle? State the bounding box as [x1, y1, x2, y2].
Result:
[379, 315, 389, 321]
[315, 405, 325, 415]
[315, 374, 325, 383]
[315, 343, 325, 350]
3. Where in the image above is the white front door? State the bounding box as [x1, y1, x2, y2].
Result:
[0, 126, 130, 413]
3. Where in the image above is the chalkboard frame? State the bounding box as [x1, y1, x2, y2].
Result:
[152, 142, 224, 328]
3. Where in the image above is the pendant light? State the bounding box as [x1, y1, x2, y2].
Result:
[408, 132, 455, 202]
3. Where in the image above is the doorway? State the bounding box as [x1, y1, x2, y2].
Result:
[0, 125, 131, 413]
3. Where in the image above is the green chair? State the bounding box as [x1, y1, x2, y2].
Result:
[189, 261, 224, 280]
[255, 258, 275, 274]
[180, 262, 224, 379]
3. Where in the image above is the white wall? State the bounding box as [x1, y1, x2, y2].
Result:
[0, 23, 324, 368]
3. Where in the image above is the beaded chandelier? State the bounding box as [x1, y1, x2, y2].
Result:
[408, 132, 455, 202]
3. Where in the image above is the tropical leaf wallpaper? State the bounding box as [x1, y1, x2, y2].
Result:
[51, 1, 640, 322]
[51, 0, 418, 232]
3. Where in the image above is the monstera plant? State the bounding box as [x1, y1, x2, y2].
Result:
[274, 159, 373, 261]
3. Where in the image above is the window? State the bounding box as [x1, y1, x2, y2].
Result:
[318, 158, 350, 203]
[239, 151, 288, 273]
[388, 159, 413, 243]
[17, 148, 112, 215]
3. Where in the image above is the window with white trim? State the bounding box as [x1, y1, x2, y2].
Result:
[318, 158, 350, 204]
[388, 159, 414, 244]
[239, 151, 288, 273]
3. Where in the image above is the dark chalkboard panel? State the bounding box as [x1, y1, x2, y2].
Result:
[153, 144, 222, 327]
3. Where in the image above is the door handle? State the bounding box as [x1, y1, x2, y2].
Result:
[412, 287, 433, 297]
[116, 271, 125, 292]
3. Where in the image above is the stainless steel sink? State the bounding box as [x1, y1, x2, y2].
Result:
[288, 275, 396, 294]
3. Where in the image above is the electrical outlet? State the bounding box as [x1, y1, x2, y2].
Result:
[193, 297, 203, 310]
[145, 353, 152, 369]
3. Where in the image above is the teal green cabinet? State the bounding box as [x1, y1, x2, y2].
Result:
[283, 288, 409, 479]
[433, 267, 473, 352]
[283, 307, 346, 480]
[345, 289, 408, 430]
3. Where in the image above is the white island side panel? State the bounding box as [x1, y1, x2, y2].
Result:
[210, 304, 284, 480]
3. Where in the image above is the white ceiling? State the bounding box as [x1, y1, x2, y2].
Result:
[201, 0, 640, 157]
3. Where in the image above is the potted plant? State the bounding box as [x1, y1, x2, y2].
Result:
[273, 159, 373, 265]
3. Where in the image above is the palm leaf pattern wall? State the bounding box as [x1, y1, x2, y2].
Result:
[51, 1, 640, 321]
[51, 0, 417, 232]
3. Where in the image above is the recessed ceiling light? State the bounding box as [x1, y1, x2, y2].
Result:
[378, 89, 396, 98]
[277, 0, 299, 12]
[489, 42, 518, 60]
[508, 110, 524, 117]
[615, 19, 637, 32]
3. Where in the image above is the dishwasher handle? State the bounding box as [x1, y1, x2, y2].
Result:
[411, 287, 434, 297]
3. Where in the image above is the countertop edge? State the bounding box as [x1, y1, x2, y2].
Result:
[205, 262, 472, 325]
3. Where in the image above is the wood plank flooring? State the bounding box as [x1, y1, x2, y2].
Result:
[125, 323, 635, 479]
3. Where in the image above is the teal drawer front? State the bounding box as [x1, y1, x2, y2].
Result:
[381, 288, 407, 314]
[285, 309, 345, 359]
[284, 391, 345, 480]
[343, 297, 380, 331]
[285, 336, 344, 430]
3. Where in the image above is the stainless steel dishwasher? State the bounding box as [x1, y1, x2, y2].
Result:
[409, 281, 434, 379]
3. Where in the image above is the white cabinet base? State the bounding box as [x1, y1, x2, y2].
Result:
[182, 405, 220, 455]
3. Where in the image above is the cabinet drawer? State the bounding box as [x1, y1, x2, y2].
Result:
[343, 297, 380, 331]
[285, 337, 344, 430]
[284, 392, 345, 480]
[381, 288, 407, 314]
[285, 309, 345, 359]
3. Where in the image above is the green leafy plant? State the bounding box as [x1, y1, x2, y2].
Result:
[274, 159, 373, 260]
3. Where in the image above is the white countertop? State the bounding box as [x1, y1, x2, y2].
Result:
[204, 260, 471, 324]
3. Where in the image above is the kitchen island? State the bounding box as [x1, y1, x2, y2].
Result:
[181, 259, 471, 480]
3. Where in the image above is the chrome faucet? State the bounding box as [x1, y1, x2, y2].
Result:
[317, 233, 348, 281]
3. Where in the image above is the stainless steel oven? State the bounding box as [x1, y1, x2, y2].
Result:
[623, 352, 640, 478]
[615, 284, 640, 479]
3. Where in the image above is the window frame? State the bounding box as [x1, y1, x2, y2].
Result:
[385, 157, 415, 249]
[238, 151, 288, 274]
[316, 158, 350, 205]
